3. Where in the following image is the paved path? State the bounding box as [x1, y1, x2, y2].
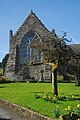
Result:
[0, 103, 34, 120]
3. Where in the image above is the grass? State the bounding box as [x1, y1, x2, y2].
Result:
[0, 82, 80, 119]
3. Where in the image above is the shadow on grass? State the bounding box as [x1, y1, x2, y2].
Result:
[0, 86, 6, 88]
[74, 94, 80, 97]
[32, 92, 53, 94]
[32, 92, 80, 105]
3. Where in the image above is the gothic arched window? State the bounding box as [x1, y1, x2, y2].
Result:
[20, 30, 41, 64]
[20, 30, 35, 64]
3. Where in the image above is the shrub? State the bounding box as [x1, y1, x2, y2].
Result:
[0, 77, 6, 81]
[54, 106, 61, 118]
[64, 104, 80, 117]
[49, 95, 57, 103]
[35, 93, 43, 99]
[57, 94, 66, 101]
[65, 106, 73, 116]
[57, 75, 63, 81]
[66, 94, 74, 101]
[34, 93, 58, 103]
[57, 93, 75, 101]
[42, 93, 49, 101]
[75, 104, 80, 117]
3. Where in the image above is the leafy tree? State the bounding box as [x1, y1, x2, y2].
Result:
[68, 52, 80, 86]
[0, 62, 2, 68]
[59, 44, 80, 86]
[2, 54, 9, 73]
[0, 62, 3, 76]
[30, 31, 72, 95]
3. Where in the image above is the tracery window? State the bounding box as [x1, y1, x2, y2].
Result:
[20, 30, 41, 64]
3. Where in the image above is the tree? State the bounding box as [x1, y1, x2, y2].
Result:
[2, 54, 9, 73]
[75, 56, 80, 86]
[69, 53, 80, 86]
[58, 44, 80, 86]
[0, 62, 2, 68]
[30, 31, 72, 95]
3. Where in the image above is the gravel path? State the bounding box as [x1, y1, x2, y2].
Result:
[0, 103, 34, 120]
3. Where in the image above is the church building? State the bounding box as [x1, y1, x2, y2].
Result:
[5, 11, 57, 81]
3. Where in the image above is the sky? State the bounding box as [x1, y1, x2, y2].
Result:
[0, 0, 80, 62]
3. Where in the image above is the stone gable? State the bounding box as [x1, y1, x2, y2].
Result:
[5, 11, 52, 81]
[14, 10, 49, 45]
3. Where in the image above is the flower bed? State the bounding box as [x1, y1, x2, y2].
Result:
[34, 93, 80, 119]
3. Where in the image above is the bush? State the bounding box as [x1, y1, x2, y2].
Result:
[0, 77, 10, 83]
[57, 75, 63, 81]
[0, 77, 6, 83]
[54, 106, 61, 118]
[0, 68, 3, 76]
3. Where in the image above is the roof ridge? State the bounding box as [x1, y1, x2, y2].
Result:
[29, 10, 49, 32]
[14, 10, 49, 36]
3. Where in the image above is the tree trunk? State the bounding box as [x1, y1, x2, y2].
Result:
[75, 60, 80, 86]
[53, 68, 58, 96]
[75, 71, 80, 86]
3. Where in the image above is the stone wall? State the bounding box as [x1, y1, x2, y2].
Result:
[0, 99, 53, 120]
[29, 64, 52, 81]
[16, 64, 52, 81]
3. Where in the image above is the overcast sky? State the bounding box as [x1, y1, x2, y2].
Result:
[0, 0, 80, 62]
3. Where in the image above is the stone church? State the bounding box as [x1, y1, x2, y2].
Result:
[5, 11, 57, 81]
[4, 11, 80, 82]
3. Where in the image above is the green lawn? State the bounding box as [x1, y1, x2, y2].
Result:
[0, 82, 80, 119]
